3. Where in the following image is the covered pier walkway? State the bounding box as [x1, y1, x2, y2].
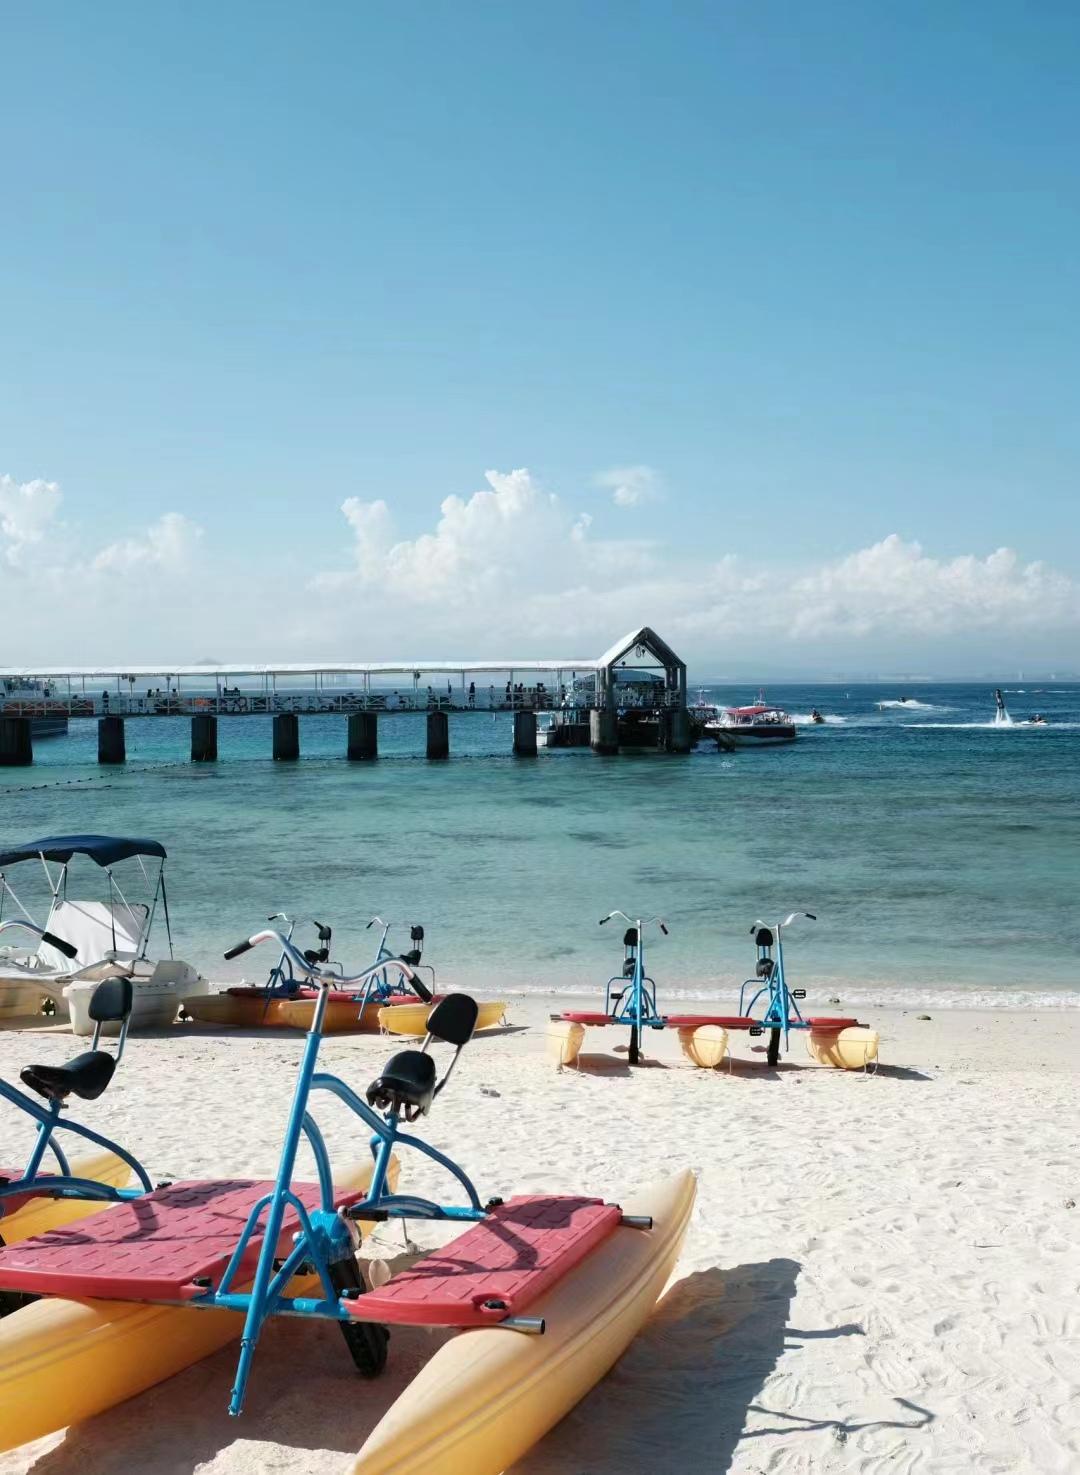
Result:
[0, 627, 692, 765]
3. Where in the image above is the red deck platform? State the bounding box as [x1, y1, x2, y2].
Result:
[0, 1170, 37, 1218]
[345, 1195, 621, 1327]
[560, 1012, 863, 1033]
[0, 1177, 367, 1300]
[559, 1011, 762, 1031]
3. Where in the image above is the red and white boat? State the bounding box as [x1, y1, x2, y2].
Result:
[707, 692, 797, 747]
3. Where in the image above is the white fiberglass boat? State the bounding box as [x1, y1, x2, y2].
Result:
[0, 678, 68, 736]
[0, 835, 209, 1031]
[706, 692, 797, 747]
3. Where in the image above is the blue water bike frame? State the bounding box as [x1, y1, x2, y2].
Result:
[251, 913, 432, 1013]
[352, 915, 434, 1010]
[598, 911, 669, 1065]
[189, 929, 494, 1416]
[737, 911, 816, 1060]
[0, 920, 153, 1218]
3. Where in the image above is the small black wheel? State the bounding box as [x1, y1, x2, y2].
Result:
[766, 1027, 781, 1067]
[629, 1024, 641, 1066]
[329, 1257, 389, 1378]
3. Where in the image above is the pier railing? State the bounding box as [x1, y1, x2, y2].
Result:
[1, 687, 682, 719]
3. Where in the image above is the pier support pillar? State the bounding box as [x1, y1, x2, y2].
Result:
[347, 712, 378, 760]
[191, 714, 218, 762]
[273, 713, 299, 761]
[426, 710, 449, 760]
[98, 716, 126, 765]
[0, 717, 32, 766]
[513, 710, 537, 757]
[590, 710, 619, 755]
[660, 706, 692, 754]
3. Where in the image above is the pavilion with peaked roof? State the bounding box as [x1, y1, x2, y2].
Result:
[594, 626, 688, 712]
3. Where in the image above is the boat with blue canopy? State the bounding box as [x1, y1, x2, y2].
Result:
[0, 835, 208, 1030]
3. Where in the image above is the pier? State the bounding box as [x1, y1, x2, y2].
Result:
[0, 627, 691, 766]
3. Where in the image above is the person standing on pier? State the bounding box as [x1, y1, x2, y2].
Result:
[468, 681, 475, 707]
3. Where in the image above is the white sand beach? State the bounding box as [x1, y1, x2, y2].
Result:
[1, 998, 1078, 1475]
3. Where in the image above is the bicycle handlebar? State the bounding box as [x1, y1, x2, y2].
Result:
[598, 911, 670, 934]
[750, 912, 816, 935]
[265, 912, 331, 941]
[223, 929, 416, 989]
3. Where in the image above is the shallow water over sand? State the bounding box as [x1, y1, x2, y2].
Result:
[3, 683, 1078, 1009]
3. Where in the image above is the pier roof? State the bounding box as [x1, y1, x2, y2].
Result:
[596, 626, 686, 673]
[0, 659, 600, 680]
[1, 629, 687, 684]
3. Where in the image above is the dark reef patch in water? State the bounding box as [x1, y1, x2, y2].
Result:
[566, 830, 632, 848]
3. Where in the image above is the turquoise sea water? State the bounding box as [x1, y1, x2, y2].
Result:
[2, 684, 1078, 1009]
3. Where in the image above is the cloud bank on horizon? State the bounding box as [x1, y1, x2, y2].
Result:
[2, 468, 1078, 671]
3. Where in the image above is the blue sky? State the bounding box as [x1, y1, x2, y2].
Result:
[2, 2, 1078, 667]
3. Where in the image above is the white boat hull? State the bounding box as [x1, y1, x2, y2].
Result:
[0, 974, 65, 1022]
[706, 724, 797, 747]
[0, 965, 209, 1031]
[65, 966, 210, 1034]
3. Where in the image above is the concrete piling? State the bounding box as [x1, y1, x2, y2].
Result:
[98, 716, 126, 765]
[272, 713, 300, 761]
[513, 710, 538, 757]
[659, 707, 692, 754]
[589, 710, 619, 755]
[191, 714, 218, 762]
[0, 717, 32, 766]
[426, 710, 449, 760]
[347, 711, 378, 760]
[669, 706, 692, 754]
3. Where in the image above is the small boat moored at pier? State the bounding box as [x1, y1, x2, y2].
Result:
[707, 693, 797, 747]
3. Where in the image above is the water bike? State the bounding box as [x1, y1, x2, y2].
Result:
[266, 915, 443, 1032]
[0, 960, 152, 1255]
[0, 928, 695, 1469]
[183, 913, 436, 1031]
[348, 917, 507, 1038]
[555, 912, 747, 1068]
[737, 912, 878, 1068]
[551, 914, 746, 1067]
[556, 912, 668, 1065]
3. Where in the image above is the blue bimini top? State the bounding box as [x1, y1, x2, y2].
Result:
[0, 835, 167, 869]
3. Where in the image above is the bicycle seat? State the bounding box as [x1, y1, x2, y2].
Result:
[366, 1050, 436, 1119]
[21, 1050, 117, 1103]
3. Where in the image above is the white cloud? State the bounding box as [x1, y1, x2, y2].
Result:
[2, 466, 1078, 668]
[320, 469, 577, 608]
[0, 475, 62, 565]
[674, 535, 1080, 647]
[594, 464, 661, 508]
[314, 476, 1080, 662]
[340, 497, 392, 579]
[787, 536, 1077, 638]
[91, 512, 203, 573]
